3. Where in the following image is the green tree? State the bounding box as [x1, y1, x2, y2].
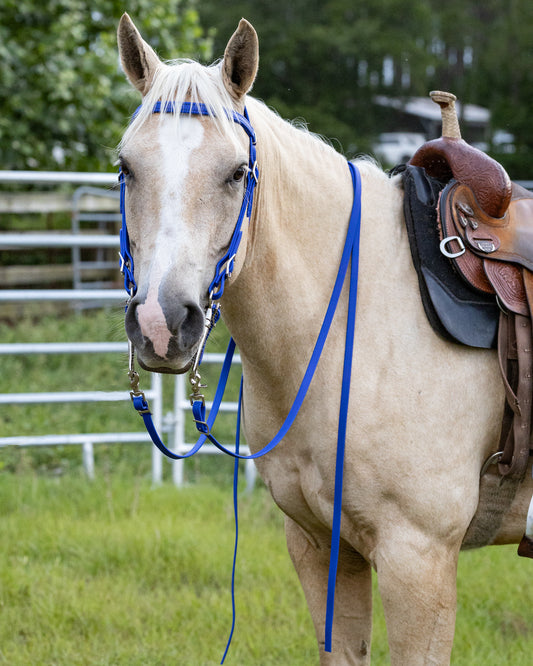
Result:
[466, 0, 533, 177]
[2, 1, 531, 176]
[0, 0, 212, 171]
[199, 1, 533, 176]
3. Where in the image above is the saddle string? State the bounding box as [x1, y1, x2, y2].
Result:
[119, 101, 362, 656]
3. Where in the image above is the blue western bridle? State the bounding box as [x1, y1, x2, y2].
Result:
[119, 101, 258, 303]
[119, 100, 362, 660]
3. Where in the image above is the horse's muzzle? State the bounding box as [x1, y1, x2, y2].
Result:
[125, 295, 205, 374]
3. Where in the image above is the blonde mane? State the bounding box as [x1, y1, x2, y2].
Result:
[120, 59, 240, 148]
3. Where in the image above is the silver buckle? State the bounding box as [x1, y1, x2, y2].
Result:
[474, 239, 496, 254]
[440, 235, 466, 259]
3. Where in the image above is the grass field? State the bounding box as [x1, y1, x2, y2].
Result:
[1, 474, 533, 665]
[1, 310, 533, 664]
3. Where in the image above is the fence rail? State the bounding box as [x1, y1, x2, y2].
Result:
[0, 340, 163, 482]
[0, 171, 116, 185]
[0, 289, 125, 302]
[0, 233, 119, 248]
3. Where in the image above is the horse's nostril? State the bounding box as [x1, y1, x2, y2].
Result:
[173, 302, 204, 349]
[124, 297, 140, 340]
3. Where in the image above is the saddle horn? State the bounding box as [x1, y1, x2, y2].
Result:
[409, 90, 512, 218]
[429, 91, 461, 139]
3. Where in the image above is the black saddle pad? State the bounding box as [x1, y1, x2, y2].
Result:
[401, 164, 499, 349]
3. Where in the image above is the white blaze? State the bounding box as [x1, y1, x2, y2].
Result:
[137, 117, 205, 358]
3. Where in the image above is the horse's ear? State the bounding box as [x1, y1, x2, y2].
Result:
[117, 13, 160, 96]
[222, 19, 259, 100]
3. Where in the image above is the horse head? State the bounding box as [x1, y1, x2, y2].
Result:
[117, 14, 258, 373]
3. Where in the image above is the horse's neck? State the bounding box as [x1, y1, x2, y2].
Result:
[222, 100, 405, 393]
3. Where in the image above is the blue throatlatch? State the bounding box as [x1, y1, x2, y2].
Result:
[119, 99, 362, 660]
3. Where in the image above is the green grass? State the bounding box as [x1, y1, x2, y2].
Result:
[0, 475, 316, 665]
[0, 474, 532, 665]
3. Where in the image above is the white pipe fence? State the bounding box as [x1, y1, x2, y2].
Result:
[0, 341, 255, 489]
[3, 169, 531, 487]
[0, 172, 256, 489]
[0, 340, 164, 484]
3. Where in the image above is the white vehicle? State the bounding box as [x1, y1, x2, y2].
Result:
[372, 132, 426, 165]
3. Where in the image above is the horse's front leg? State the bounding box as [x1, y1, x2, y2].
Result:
[375, 527, 460, 666]
[285, 516, 372, 665]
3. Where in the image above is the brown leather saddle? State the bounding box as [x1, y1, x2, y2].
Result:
[406, 92, 533, 557]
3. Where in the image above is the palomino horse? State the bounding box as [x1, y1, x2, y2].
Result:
[117, 14, 533, 665]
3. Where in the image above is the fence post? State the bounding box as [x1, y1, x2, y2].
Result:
[151, 373, 163, 485]
[245, 459, 257, 494]
[172, 374, 186, 487]
[82, 440, 95, 480]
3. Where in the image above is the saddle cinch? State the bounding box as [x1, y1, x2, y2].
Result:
[402, 91, 533, 558]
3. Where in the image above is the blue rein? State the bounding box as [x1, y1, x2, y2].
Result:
[119, 100, 362, 659]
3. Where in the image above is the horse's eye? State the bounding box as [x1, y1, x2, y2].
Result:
[233, 166, 247, 183]
[119, 159, 132, 179]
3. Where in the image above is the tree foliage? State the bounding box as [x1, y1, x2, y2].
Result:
[1, 1, 532, 177]
[0, 0, 212, 171]
[199, 0, 533, 177]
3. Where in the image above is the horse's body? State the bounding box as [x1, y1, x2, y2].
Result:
[117, 15, 532, 664]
